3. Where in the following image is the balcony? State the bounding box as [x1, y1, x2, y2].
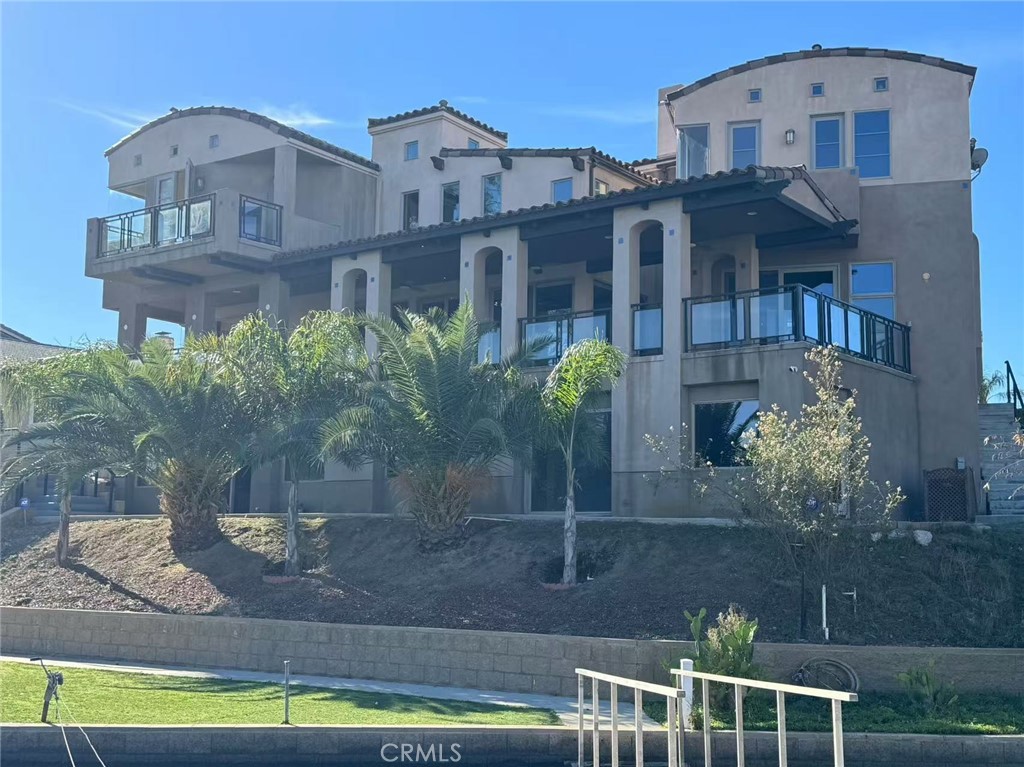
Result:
[519, 309, 611, 366]
[632, 303, 663, 356]
[99, 193, 216, 257]
[684, 285, 911, 373]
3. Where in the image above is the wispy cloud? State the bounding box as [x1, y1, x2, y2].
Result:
[453, 96, 490, 105]
[256, 104, 339, 129]
[533, 104, 655, 126]
[53, 101, 157, 130]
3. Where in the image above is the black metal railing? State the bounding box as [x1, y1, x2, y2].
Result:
[1007, 360, 1023, 425]
[683, 285, 912, 373]
[239, 195, 283, 247]
[632, 303, 663, 356]
[98, 193, 215, 257]
[519, 309, 611, 366]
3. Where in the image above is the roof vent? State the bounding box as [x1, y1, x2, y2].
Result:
[811, 43, 823, 51]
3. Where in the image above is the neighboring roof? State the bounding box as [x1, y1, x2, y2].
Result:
[438, 147, 657, 184]
[0, 324, 38, 343]
[368, 100, 508, 140]
[665, 46, 977, 101]
[276, 165, 847, 266]
[104, 107, 380, 171]
[0, 339, 69, 363]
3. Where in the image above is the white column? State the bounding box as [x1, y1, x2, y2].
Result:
[733, 234, 760, 292]
[572, 267, 595, 313]
[273, 145, 297, 213]
[661, 207, 692, 360]
[184, 290, 214, 337]
[611, 209, 640, 356]
[497, 228, 528, 356]
[459, 234, 491, 321]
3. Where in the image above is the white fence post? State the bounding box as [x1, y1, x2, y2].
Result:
[610, 681, 619, 767]
[679, 658, 694, 730]
[832, 699, 845, 767]
[592, 677, 600, 767]
[634, 688, 644, 767]
[577, 674, 584, 767]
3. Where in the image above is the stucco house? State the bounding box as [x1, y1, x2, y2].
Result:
[83, 46, 994, 521]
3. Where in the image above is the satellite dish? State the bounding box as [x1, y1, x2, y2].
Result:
[971, 146, 989, 171]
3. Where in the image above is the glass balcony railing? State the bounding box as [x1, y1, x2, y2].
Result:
[684, 285, 911, 373]
[477, 325, 501, 365]
[239, 195, 282, 247]
[519, 309, 611, 366]
[632, 303, 663, 356]
[99, 193, 215, 257]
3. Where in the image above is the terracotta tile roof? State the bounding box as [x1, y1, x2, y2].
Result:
[104, 107, 380, 171]
[666, 47, 977, 101]
[438, 146, 658, 184]
[367, 100, 508, 140]
[275, 165, 836, 265]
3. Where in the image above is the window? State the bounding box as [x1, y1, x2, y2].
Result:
[284, 457, 324, 482]
[402, 190, 419, 230]
[694, 400, 760, 467]
[812, 115, 844, 169]
[851, 262, 895, 319]
[552, 178, 573, 203]
[209, 134, 219, 149]
[594, 179, 609, 196]
[170, 145, 179, 157]
[482, 173, 502, 216]
[133, 154, 142, 167]
[748, 88, 762, 103]
[679, 124, 710, 178]
[442, 181, 460, 223]
[854, 110, 890, 178]
[811, 82, 825, 97]
[730, 122, 759, 169]
[467, 138, 480, 150]
[404, 141, 419, 161]
[874, 77, 889, 92]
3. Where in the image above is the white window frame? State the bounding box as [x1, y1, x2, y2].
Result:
[402, 190, 419, 230]
[811, 114, 845, 170]
[208, 134, 219, 149]
[810, 82, 825, 97]
[593, 178, 609, 196]
[551, 178, 573, 203]
[729, 121, 761, 169]
[854, 109, 891, 180]
[678, 124, 711, 179]
[482, 173, 502, 216]
[748, 88, 762, 103]
[467, 138, 480, 150]
[874, 77, 889, 92]
[441, 181, 460, 223]
[849, 261, 896, 319]
[404, 141, 419, 161]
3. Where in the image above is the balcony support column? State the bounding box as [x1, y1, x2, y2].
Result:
[117, 303, 148, 352]
[611, 211, 641, 357]
[733, 235, 760, 292]
[661, 208, 692, 361]
[459, 233, 493, 321]
[184, 290, 214, 338]
[259, 273, 291, 331]
[496, 227, 528, 357]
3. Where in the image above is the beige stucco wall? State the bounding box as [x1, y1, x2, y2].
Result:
[660, 56, 973, 186]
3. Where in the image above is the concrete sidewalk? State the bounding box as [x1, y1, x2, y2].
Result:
[2, 654, 662, 729]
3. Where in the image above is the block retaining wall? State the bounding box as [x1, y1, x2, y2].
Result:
[1, 607, 1021, 697]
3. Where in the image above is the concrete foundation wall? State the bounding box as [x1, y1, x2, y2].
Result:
[3, 608, 1020, 698]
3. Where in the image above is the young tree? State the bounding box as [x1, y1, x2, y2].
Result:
[538, 339, 626, 585]
[321, 303, 536, 547]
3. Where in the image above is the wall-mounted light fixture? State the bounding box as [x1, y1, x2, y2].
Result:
[785, 129, 796, 145]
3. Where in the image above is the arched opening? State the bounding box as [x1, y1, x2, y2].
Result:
[340, 268, 368, 314]
[473, 247, 503, 363]
[631, 220, 664, 356]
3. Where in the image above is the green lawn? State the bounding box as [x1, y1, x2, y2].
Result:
[0, 662, 559, 726]
[643, 690, 1024, 736]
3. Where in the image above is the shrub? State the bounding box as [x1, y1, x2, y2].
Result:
[685, 605, 761, 713]
[897, 661, 959, 717]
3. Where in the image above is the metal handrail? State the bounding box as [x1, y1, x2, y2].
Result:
[1007, 360, 1023, 425]
[576, 667, 685, 767]
[98, 193, 216, 257]
[672, 661, 857, 767]
[239, 194, 283, 247]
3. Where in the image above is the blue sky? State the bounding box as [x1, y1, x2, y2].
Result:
[2, 2, 1021, 373]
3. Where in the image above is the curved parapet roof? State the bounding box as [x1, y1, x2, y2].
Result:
[104, 106, 379, 171]
[665, 46, 977, 101]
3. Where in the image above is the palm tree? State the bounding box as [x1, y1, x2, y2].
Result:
[538, 338, 626, 585]
[211, 312, 366, 574]
[321, 302, 536, 547]
[1, 345, 132, 566]
[980, 369, 1006, 404]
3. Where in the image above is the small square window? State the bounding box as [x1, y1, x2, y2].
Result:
[811, 82, 825, 97]
[748, 89, 762, 103]
[594, 179, 609, 196]
[209, 134, 219, 149]
[169, 145, 178, 157]
[467, 138, 480, 150]
[133, 154, 142, 167]
[404, 141, 419, 161]
[874, 77, 889, 92]
[552, 178, 573, 203]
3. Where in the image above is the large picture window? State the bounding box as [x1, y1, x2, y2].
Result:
[679, 125, 710, 179]
[730, 122, 760, 169]
[851, 262, 895, 319]
[694, 400, 759, 466]
[854, 110, 891, 178]
[812, 115, 843, 170]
